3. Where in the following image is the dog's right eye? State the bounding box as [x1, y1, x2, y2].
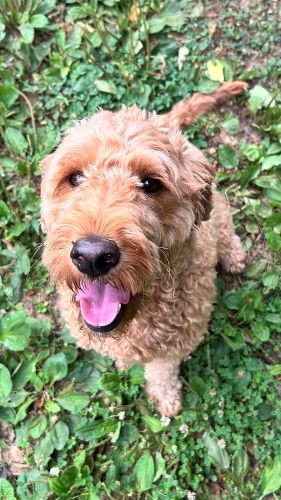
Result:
[68, 172, 84, 187]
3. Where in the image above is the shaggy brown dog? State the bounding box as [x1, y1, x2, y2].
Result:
[41, 82, 247, 416]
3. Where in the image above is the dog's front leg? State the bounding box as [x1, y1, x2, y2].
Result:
[145, 356, 182, 417]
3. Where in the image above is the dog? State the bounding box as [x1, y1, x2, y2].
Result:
[41, 81, 247, 416]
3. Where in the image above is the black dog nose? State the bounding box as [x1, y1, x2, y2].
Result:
[70, 237, 120, 278]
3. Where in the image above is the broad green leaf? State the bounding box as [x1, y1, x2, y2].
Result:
[267, 185, 281, 204]
[240, 164, 260, 187]
[56, 391, 89, 413]
[207, 59, 224, 82]
[232, 370, 251, 393]
[29, 14, 48, 28]
[248, 85, 273, 114]
[189, 2, 204, 18]
[232, 447, 249, 480]
[0, 479, 16, 500]
[15, 244, 30, 275]
[245, 222, 259, 234]
[67, 6, 87, 21]
[221, 330, 245, 350]
[0, 311, 31, 351]
[222, 114, 240, 135]
[0, 22, 6, 42]
[165, 12, 185, 29]
[135, 451, 155, 493]
[12, 359, 36, 389]
[100, 372, 121, 393]
[265, 313, 280, 324]
[34, 431, 54, 467]
[49, 466, 79, 495]
[43, 352, 68, 386]
[44, 400, 61, 413]
[261, 458, 281, 497]
[251, 322, 270, 342]
[242, 143, 261, 162]
[62, 345, 78, 364]
[262, 272, 279, 290]
[0, 85, 18, 108]
[265, 230, 281, 251]
[15, 395, 37, 424]
[94, 80, 117, 94]
[267, 142, 281, 155]
[50, 420, 69, 450]
[258, 402, 273, 420]
[27, 414, 48, 439]
[105, 464, 116, 488]
[239, 67, 265, 80]
[117, 423, 140, 445]
[19, 24, 34, 44]
[202, 431, 230, 470]
[189, 376, 206, 396]
[153, 452, 166, 482]
[4, 127, 28, 156]
[148, 17, 166, 34]
[142, 415, 164, 433]
[0, 200, 11, 222]
[218, 144, 238, 168]
[261, 154, 281, 170]
[75, 419, 116, 441]
[129, 364, 144, 385]
[110, 421, 121, 443]
[0, 407, 15, 423]
[73, 449, 86, 470]
[222, 60, 233, 81]
[89, 31, 102, 48]
[197, 78, 219, 93]
[269, 365, 281, 376]
[66, 24, 83, 51]
[245, 259, 267, 277]
[0, 364, 12, 398]
[3, 390, 28, 408]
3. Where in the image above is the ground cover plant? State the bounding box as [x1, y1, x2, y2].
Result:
[0, 0, 280, 498]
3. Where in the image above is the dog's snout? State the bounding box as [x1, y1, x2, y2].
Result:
[70, 237, 120, 278]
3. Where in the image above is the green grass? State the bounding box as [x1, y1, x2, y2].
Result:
[0, 0, 281, 498]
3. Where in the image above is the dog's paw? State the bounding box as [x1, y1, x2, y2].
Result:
[157, 398, 182, 417]
[226, 258, 246, 274]
[223, 250, 246, 274]
[221, 235, 246, 274]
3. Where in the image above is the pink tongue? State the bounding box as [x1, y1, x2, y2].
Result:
[76, 283, 130, 327]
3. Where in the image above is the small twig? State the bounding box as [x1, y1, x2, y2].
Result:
[15, 88, 37, 144]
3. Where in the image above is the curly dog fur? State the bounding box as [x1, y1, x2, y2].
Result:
[41, 81, 247, 416]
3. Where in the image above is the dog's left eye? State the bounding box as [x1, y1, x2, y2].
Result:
[68, 172, 84, 187]
[141, 177, 163, 194]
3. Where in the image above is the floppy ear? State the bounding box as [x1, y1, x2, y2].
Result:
[181, 140, 215, 226]
[192, 177, 214, 226]
[40, 154, 54, 233]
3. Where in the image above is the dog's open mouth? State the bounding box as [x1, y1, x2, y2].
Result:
[76, 282, 130, 334]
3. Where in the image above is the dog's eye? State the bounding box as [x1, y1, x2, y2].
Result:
[68, 172, 84, 187]
[141, 177, 163, 194]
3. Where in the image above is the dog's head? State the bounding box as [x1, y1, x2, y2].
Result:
[41, 107, 214, 336]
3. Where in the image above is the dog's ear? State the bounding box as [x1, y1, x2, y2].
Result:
[192, 179, 214, 226]
[40, 154, 54, 233]
[40, 154, 53, 174]
[180, 140, 215, 226]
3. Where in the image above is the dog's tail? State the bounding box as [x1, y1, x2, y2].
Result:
[159, 81, 248, 129]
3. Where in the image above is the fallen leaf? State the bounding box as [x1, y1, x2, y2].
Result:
[177, 46, 189, 70]
[208, 21, 217, 40]
[207, 59, 224, 82]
